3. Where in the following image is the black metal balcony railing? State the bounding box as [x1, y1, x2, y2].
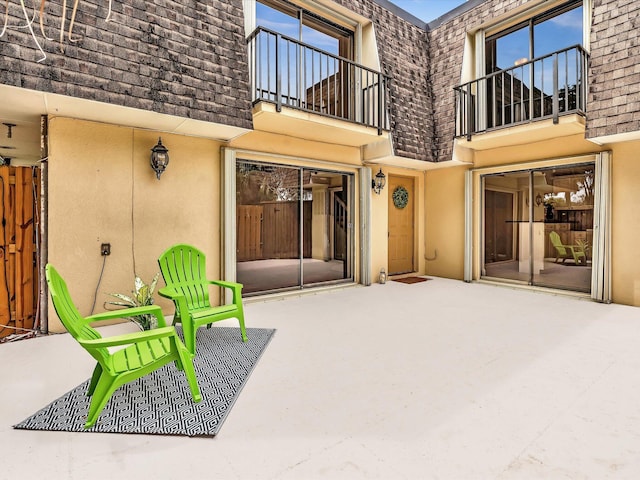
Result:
[455, 45, 589, 140]
[247, 27, 390, 134]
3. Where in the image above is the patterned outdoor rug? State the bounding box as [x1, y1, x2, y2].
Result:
[393, 276, 431, 284]
[14, 326, 275, 437]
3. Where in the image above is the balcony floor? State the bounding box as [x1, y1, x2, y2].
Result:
[456, 113, 586, 150]
[2, 278, 640, 479]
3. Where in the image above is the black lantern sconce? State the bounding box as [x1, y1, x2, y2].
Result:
[372, 168, 386, 195]
[535, 193, 543, 206]
[150, 137, 169, 180]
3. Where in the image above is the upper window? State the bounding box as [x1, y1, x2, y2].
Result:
[256, 0, 353, 59]
[485, 1, 583, 73]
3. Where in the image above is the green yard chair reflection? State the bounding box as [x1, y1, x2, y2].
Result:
[549, 231, 587, 265]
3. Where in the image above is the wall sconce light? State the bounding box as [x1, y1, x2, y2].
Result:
[535, 193, 543, 206]
[150, 137, 169, 180]
[372, 168, 386, 195]
[2, 123, 15, 139]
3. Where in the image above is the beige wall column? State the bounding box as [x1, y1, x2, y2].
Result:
[424, 165, 468, 280]
[610, 142, 640, 305]
[311, 188, 330, 261]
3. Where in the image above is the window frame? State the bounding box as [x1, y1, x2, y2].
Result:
[484, 0, 584, 75]
[257, 0, 354, 60]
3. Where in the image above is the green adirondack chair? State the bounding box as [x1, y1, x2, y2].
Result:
[45, 264, 202, 429]
[549, 231, 587, 265]
[158, 244, 247, 355]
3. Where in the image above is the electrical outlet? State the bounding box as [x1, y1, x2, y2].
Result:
[101, 243, 111, 256]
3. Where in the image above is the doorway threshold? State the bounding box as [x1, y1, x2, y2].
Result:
[388, 271, 420, 280]
[477, 278, 592, 301]
[243, 282, 362, 305]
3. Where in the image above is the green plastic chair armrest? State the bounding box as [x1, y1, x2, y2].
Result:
[86, 305, 167, 328]
[208, 279, 243, 290]
[78, 326, 177, 348]
[158, 285, 186, 300]
[157, 286, 190, 323]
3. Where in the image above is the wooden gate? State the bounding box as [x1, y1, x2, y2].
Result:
[0, 166, 40, 339]
[236, 205, 263, 262]
[236, 201, 312, 261]
[262, 201, 300, 259]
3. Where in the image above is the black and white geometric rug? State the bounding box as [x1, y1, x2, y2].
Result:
[14, 326, 275, 437]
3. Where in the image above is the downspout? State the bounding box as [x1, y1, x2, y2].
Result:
[39, 115, 48, 334]
[424, 170, 437, 262]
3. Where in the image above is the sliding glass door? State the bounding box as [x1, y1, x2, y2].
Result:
[236, 160, 354, 295]
[482, 162, 595, 293]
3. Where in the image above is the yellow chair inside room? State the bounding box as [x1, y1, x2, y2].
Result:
[549, 231, 587, 265]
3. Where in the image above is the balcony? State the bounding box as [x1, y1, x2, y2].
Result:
[454, 45, 589, 145]
[247, 27, 390, 146]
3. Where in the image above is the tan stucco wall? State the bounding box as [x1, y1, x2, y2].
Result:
[47, 117, 223, 332]
[230, 130, 361, 165]
[371, 166, 426, 280]
[609, 141, 640, 306]
[428, 131, 640, 307]
[472, 134, 604, 168]
[424, 166, 467, 280]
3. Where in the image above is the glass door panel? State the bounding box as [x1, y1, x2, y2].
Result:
[481, 163, 594, 294]
[302, 170, 353, 286]
[482, 171, 529, 282]
[484, 190, 514, 264]
[533, 5, 583, 58]
[236, 161, 301, 294]
[236, 161, 354, 295]
[485, 25, 530, 128]
[533, 164, 594, 293]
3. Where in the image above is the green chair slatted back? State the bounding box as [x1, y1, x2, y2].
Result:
[158, 244, 247, 354]
[549, 231, 586, 264]
[549, 231, 568, 256]
[46, 264, 201, 428]
[46, 265, 111, 367]
[158, 245, 210, 312]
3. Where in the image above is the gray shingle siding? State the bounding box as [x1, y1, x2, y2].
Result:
[0, 0, 253, 130]
[587, 0, 640, 138]
[429, 0, 640, 154]
[3, 0, 638, 157]
[334, 0, 435, 161]
[428, 0, 531, 161]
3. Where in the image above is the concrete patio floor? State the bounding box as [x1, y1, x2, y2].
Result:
[2, 277, 640, 479]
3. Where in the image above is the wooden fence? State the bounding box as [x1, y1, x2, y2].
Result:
[237, 201, 311, 262]
[0, 166, 40, 338]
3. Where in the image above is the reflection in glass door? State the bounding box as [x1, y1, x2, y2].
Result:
[534, 164, 594, 292]
[484, 189, 515, 265]
[482, 163, 594, 293]
[236, 160, 353, 295]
